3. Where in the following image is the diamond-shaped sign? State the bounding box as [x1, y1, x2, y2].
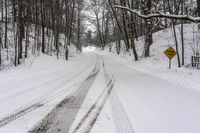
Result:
[198, 23, 200, 29]
[164, 47, 176, 59]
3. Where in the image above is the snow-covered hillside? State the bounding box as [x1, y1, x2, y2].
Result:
[0, 23, 81, 70]
[104, 23, 200, 93]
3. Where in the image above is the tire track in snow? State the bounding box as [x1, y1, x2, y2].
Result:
[70, 59, 115, 133]
[0, 59, 94, 104]
[0, 82, 80, 129]
[110, 90, 135, 133]
[0, 103, 43, 128]
[28, 56, 101, 133]
[103, 57, 135, 133]
[0, 56, 96, 128]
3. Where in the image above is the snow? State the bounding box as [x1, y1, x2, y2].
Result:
[99, 54, 200, 133]
[0, 22, 80, 70]
[83, 46, 96, 52]
[0, 53, 96, 133]
[103, 23, 200, 93]
[90, 98, 115, 133]
[0, 23, 200, 133]
[88, 23, 200, 133]
[67, 49, 200, 133]
[114, 5, 200, 23]
[68, 68, 107, 133]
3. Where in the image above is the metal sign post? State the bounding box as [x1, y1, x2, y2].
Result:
[169, 59, 171, 69]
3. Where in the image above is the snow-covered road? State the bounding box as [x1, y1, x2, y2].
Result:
[94, 54, 200, 133]
[0, 52, 200, 133]
[0, 54, 97, 133]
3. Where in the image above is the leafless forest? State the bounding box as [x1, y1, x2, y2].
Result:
[0, 0, 200, 68]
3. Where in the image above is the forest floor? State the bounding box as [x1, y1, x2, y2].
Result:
[0, 24, 200, 133]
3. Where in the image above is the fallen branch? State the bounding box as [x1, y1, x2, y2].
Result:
[114, 5, 200, 23]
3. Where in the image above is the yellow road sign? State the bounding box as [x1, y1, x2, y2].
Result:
[198, 23, 200, 29]
[164, 47, 176, 59]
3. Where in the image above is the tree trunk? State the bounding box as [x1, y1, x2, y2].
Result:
[181, 0, 184, 66]
[130, 0, 138, 61]
[120, 0, 130, 51]
[66, 0, 75, 60]
[172, 20, 181, 67]
[143, 0, 153, 57]
[17, 1, 24, 64]
[77, 0, 82, 51]
[0, 27, 2, 67]
[1, 0, 4, 22]
[41, 0, 45, 53]
[4, 0, 8, 49]
[197, 0, 200, 16]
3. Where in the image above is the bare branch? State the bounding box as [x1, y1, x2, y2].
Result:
[114, 5, 200, 23]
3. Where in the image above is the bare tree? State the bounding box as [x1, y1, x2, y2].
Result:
[0, 26, 2, 67]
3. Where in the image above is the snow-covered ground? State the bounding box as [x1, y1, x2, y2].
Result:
[72, 24, 200, 133]
[0, 23, 80, 70]
[93, 54, 200, 133]
[0, 53, 96, 133]
[102, 23, 200, 93]
[0, 24, 200, 133]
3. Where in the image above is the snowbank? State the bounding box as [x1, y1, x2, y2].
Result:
[102, 23, 200, 92]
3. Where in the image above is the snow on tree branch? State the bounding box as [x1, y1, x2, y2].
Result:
[114, 5, 200, 23]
